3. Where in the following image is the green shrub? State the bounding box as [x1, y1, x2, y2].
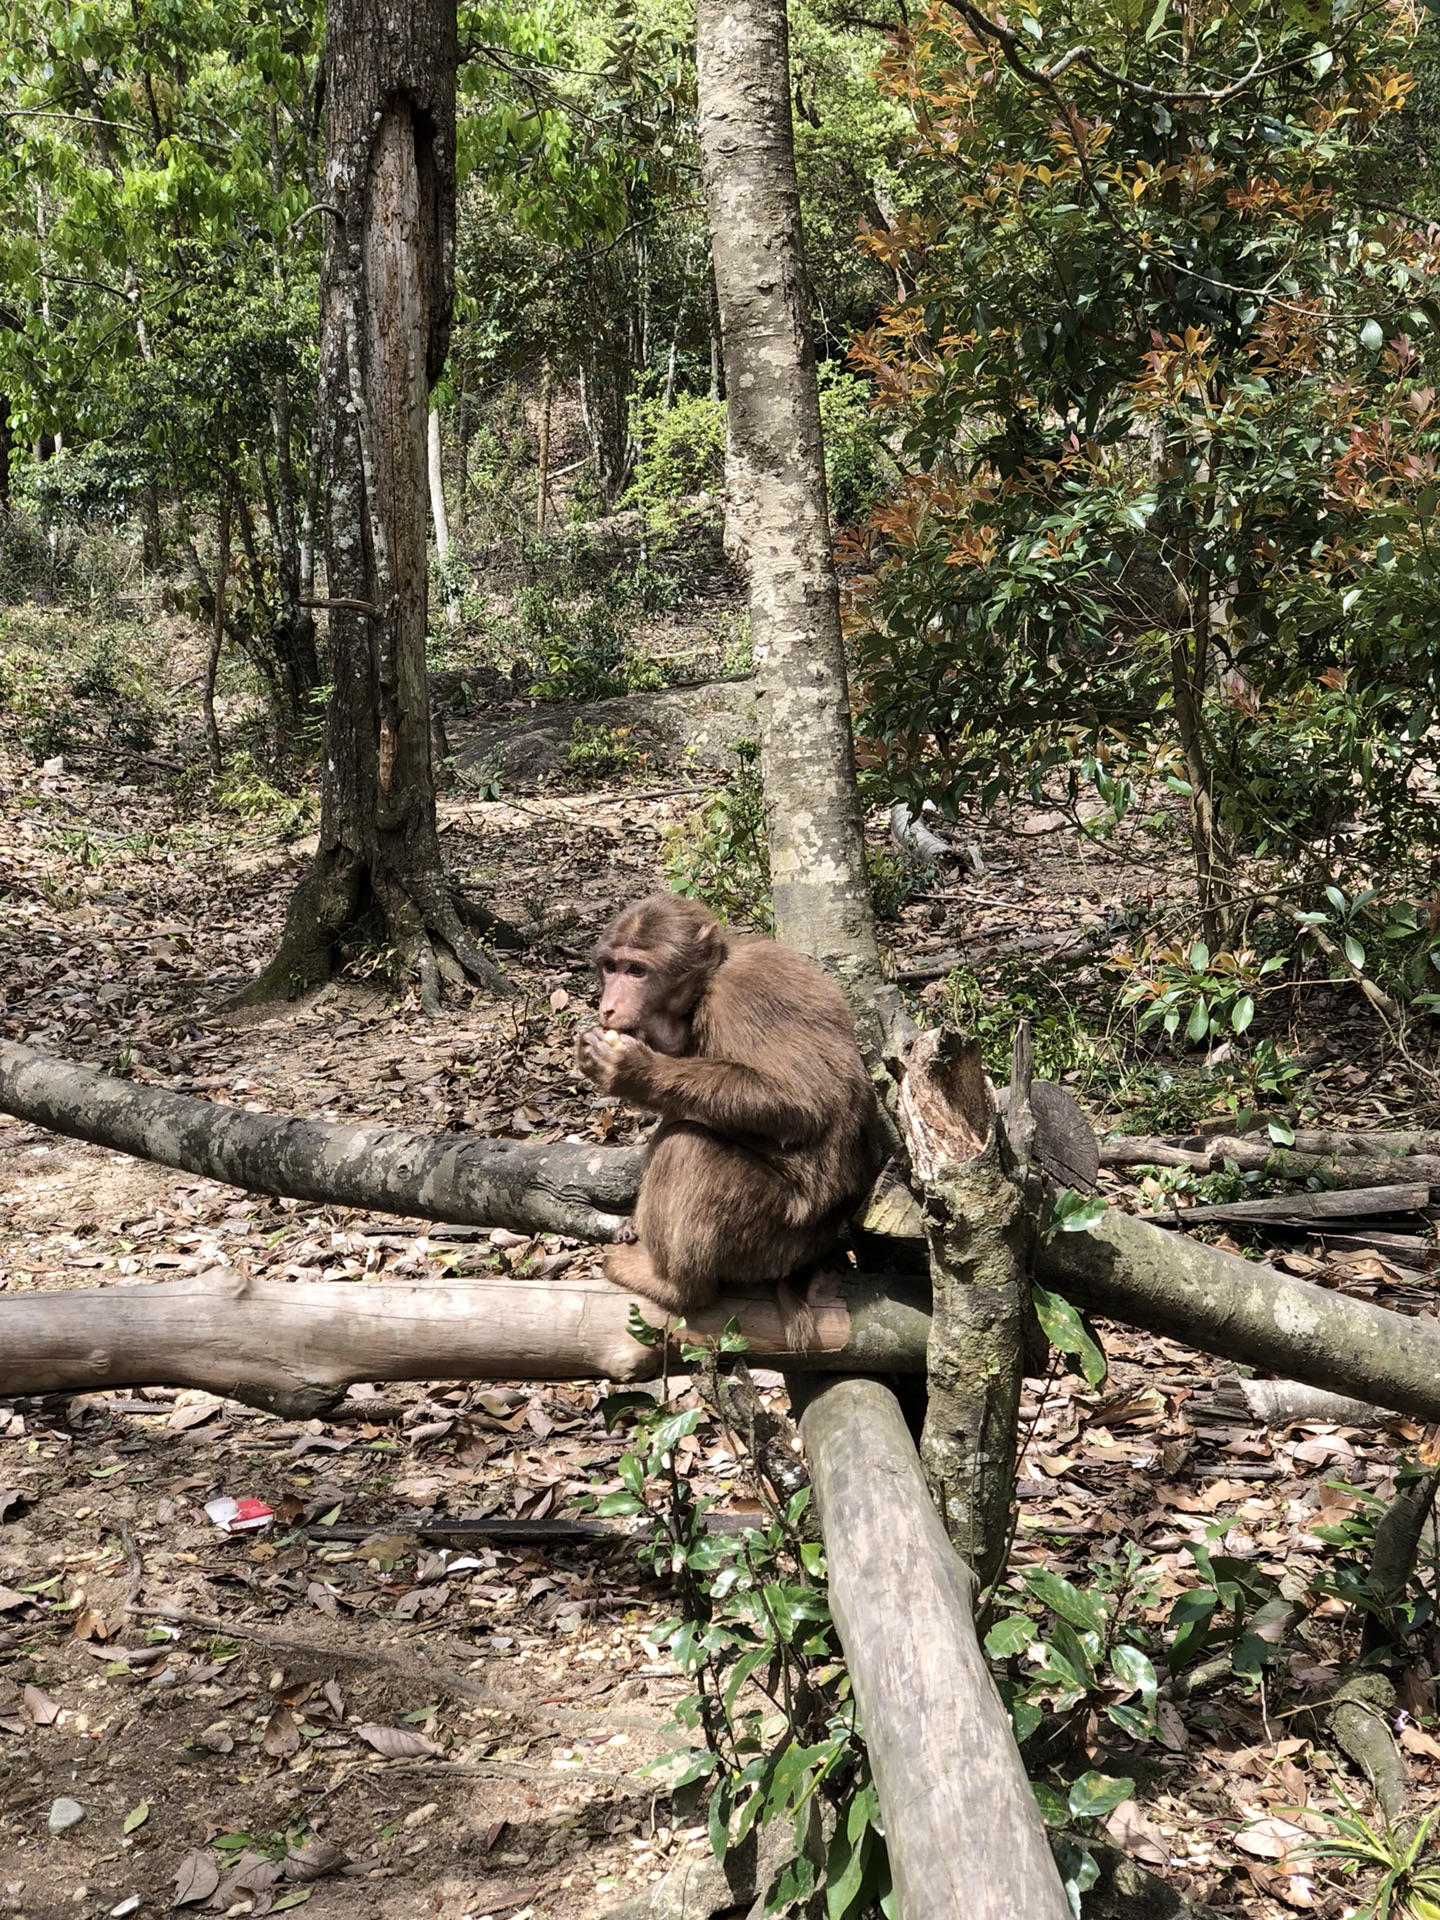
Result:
[816, 362, 893, 526]
[624, 393, 726, 543]
[565, 720, 646, 782]
[662, 740, 772, 930]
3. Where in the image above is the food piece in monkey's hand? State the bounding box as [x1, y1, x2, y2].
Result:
[578, 891, 880, 1336]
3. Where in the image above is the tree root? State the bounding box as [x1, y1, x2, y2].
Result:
[1327, 1671, 1409, 1827]
[232, 845, 513, 1011]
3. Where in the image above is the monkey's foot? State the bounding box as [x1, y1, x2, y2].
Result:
[603, 1242, 710, 1317]
[613, 1218, 638, 1245]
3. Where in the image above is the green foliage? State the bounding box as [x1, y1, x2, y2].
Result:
[1308, 1470, 1439, 1653]
[214, 752, 315, 836]
[1295, 1799, 1440, 1920]
[816, 363, 894, 527]
[663, 741, 773, 931]
[625, 394, 726, 542]
[941, 959, 1102, 1083]
[1116, 940, 1284, 1047]
[0, 613, 160, 763]
[864, 845, 931, 921]
[518, 573, 662, 702]
[585, 1333, 890, 1920]
[565, 720, 647, 782]
[847, 0, 1440, 910]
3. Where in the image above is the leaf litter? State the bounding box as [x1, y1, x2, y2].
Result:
[2, 699, 1439, 1919]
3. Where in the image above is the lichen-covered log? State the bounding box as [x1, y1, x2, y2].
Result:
[0, 1269, 934, 1415]
[798, 1376, 1070, 1920]
[1037, 1207, 1440, 1423]
[0, 1041, 641, 1241]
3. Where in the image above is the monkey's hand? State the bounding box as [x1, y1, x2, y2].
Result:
[576, 1027, 652, 1100]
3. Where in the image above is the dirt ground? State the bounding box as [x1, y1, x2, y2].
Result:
[2, 652, 1439, 1920]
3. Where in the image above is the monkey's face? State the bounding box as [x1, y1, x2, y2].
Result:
[595, 945, 689, 1054]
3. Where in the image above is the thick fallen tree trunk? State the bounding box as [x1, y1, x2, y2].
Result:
[7, 1217, 1440, 1423]
[0, 1040, 641, 1242]
[1039, 1207, 1440, 1422]
[0, 1268, 935, 1416]
[797, 1374, 1070, 1920]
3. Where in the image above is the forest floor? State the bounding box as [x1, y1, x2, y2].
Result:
[1, 605, 1439, 1920]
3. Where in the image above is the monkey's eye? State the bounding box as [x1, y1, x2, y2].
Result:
[627, 964, 648, 979]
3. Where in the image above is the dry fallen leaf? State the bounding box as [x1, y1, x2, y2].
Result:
[1103, 1799, 1171, 1866]
[171, 1849, 221, 1907]
[24, 1684, 60, 1726]
[356, 1722, 445, 1759]
[283, 1840, 348, 1882]
[1234, 1815, 1310, 1862]
[262, 1704, 302, 1758]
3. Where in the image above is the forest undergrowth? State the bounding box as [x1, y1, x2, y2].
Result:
[1, 580, 1439, 1920]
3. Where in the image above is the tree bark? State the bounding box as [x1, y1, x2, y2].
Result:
[241, 0, 508, 1014]
[0, 1270, 936, 1414]
[900, 1030, 1029, 1589]
[796, 1376, 1071, 1920]
[427, 406, 458, 629]
[202, 475, 232, 776]
[695, 0, 895, 1044]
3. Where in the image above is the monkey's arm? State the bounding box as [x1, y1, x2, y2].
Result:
[577, 1028, 824, 1141]
[622, 1051, 826, 1144]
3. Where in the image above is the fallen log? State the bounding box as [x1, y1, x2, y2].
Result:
[9, 1212, 1440, 1424]
[0, 1040, 642, 1242]
[1147, 1182, 1429, 1226]
[1102, 1132, 1440, 1190]
[797, 1374, 1070, 1920]
[1039, 1207, 1440, 1423]
[1107, 1126, 1440, 1160]
[0, 1268, 936, 1416]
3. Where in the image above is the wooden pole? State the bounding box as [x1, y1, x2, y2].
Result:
[797, 1376, 1070, 1920]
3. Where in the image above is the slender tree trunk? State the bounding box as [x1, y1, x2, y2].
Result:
[696, 0, 894, 1040]
[427, 407, 458, 628]
[202, 477, 232, 777]
[535, 361, 552, 534]
[239, 0, 507, 1011]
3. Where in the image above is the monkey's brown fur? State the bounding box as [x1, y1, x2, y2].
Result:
[575, 892, 880, 1317]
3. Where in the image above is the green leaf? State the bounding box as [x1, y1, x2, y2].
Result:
[594, 1491, 645, 1517]
[1032, 1781, 1071, 1827]
[986, 1612, 1037, 1659]
[1032, 1285, 1108, 1387]
[1267, 1118, 1295, 1146]
[1185, 996, 1210, 1044]
[123, 1800, 149, 1834]
[1109, 1643, 1158, 1709]
[1068, 1771, 1135, 1820]
[1343, 933, 1366, 970]
[1360, 318, 1384, 352]
[1188, 941, 1210, 971]
[1232, 995, 1254, 1034]
[1023, 1569, 1106, 1636]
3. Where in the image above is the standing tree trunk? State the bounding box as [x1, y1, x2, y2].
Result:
[695, 0, 893, 1040]
[427, 408, 458, 629]
[202, 475, 232, 777]
[239, 0, 507, 1012]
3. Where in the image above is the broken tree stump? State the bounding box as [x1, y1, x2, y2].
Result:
[900, 1027, 1031, 1588]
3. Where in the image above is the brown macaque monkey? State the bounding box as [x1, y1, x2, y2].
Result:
[575, 892, 880, 1319]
